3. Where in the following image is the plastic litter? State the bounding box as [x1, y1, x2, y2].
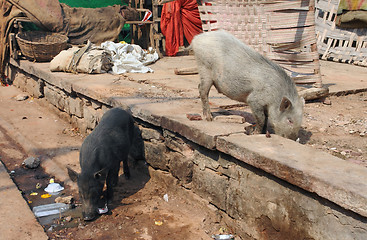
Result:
[212, 234, 235, 240]
[154, 220, 163, 226]
[41, 193, 52, 198]
[44, 183, 64, 193]
[33, 203, 69, 217]
[98, 204, 108, 214]
[163, 193, 169, 202]
[30, 192, 38, 196]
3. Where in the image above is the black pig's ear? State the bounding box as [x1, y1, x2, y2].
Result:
[280, 97, 292, 112]
[67, 167, 79, 183]
[94, 168, 108, 181]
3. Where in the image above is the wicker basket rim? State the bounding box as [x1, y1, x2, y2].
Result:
[16, 31, 68, 45]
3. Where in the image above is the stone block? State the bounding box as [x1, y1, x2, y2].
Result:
[144, 141, 168, 170]
[69, 96, 84, 118]
[70, 115, 88, 133]
[91, 99, 102, 110]
[141, 127, 163, 141]
[163, 130, 194, 157]
[193, 147, 220, 171]
[12, 72, 27, 90]
[44, 84, 69, 112]
[20, 74, 44, 98]
[192, 165, 228, 210]
[168, 152, 193, 184]
[83, 106, 97, 130]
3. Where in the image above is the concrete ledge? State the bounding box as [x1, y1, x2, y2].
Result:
[217, 134, 367, 218]
[8, 58, 367, 238]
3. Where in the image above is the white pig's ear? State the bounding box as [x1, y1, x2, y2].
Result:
[67, 167, 79, 183]
[94, 168, 108, 181]
[280, 97, 292, 112]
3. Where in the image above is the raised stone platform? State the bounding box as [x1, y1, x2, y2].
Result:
[7, 57, 367, 239]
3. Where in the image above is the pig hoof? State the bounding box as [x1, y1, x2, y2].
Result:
[83, 213, 96, 221]
[205, 115, 213, 121]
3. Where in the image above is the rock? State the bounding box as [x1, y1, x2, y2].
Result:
[323, 98, 332, 105]
[22, 156, 40, 169]
[351, 151, 363, 157]
[15, 93, 28, 101]
[214, 115, 245, 124]
[55, 196, 74, 204]
[186, 113, 203, 121]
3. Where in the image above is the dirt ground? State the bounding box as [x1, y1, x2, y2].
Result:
[0, 72, 366, 239]
[302, 93, 367, 166]
[0, 85, 223, 240]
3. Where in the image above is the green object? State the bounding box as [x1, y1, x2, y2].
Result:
[59, 0, 126, 8]
[22, 0, 132, 43]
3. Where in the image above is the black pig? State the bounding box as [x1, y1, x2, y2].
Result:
[67, 108, 142, 220]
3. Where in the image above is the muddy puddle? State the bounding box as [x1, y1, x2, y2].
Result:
[1, 157, 85, 233]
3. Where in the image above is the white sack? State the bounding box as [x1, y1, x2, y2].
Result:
[101, 41, 159, 74]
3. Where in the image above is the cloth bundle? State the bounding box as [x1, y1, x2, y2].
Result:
[50, 42, 113, 74]
[50, 41, 159, 74]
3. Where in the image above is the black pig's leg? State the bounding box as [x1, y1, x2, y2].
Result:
[122, 156, 130, 180]
[106, 164, 119, 204]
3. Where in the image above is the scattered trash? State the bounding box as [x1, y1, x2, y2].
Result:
[55, 196, 74, 205]
[154, 220, 163, 226]
[98, 204, 108, 214]
[41, 193, 52, 198]
[30, 192, 38, 196]
[47, 225, 54, 232]
[15, 93, 29, 101]
[45, 182, 64, 193]
[212, 234, 235, 240]
[33, 203, 70, 217]
[212, 227, 235, 240]
[28, 200, 32, 204]
[64, 216, 72, 222]
[163, 193, 169, 202]
[49, 178, 55, 183]
[22, 156, 40, 169]
[10, 170, 15, 175]
[36, 183, 42, 189]
[186, 113, 202, 121]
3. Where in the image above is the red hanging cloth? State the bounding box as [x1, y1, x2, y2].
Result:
[160, 0, 203, 56]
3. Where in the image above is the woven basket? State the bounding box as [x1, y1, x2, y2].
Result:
[198, 0, 323, 87]
[315, 0, 367, 67]
[16, 31, 68, 62]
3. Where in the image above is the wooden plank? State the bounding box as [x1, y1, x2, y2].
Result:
[267, 51, 319, 62]
[298, 86, 329, 100]
[174, 67, 198, 75]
